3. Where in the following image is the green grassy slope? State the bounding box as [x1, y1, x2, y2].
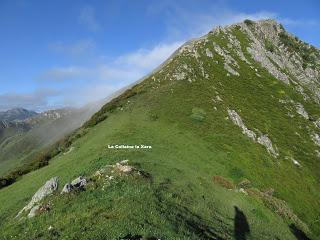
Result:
[0, 124, 31, 174]
[0, 20, 319, 239]
[0, 108, 99, 177]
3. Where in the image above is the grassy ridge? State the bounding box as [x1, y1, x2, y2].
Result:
[0, 103, 304, 239]
[0, 21, 319, 239]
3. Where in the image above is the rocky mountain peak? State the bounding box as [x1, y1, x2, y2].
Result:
[0, 108, 38, 122]
[182, 19, 320, 103]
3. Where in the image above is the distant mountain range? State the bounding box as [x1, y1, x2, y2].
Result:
[0, 108, 38, 122]
[0, 104, 104, 177]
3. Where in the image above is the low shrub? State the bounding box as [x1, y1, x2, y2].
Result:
[244, 19, 254, 26]
[238, 179, 251, 189]
[265, 40, 275, 53]
[191, 108, 206, 121]
[246, 187, 308, 232]
[213, 175, 235, 189]
[263, 187, 275, 196]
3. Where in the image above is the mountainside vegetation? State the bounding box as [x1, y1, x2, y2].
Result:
[0, 19, 319, 240]
[0, 106, 101, 187]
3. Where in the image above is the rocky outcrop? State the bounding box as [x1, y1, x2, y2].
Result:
[61, 183, 73, 194]
[238, 19, 320, 103]
[295, 103, 309, 119]
[205, 48, 213, 58]
[312, 133, 320, 146]
[292, 159, 301, 167]
[228, 109, 278, 157]
[227, 109, 256, 140]
[257, 135, 278, 157]
[94, 160, 142, 180]
[246, 40, 290, 84]
[115, 161, 135, 174]
[28, 205, 41, 218]
[61, 176, 88, 194]
[16, 177, 58, 218]
[212, 42, 240, 76]
[224, 63, 239, 76]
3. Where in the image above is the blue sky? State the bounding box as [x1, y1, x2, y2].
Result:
[0, 0, 319, 111]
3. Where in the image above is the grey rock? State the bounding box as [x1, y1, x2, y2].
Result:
[119, 159, 129, 165]
[17, 177, 58, 217]
[27, 205, 40, 218]
[71, 176, 87, 188]
[61, 176, 88, 194]
[227, 109, 256, 140]
[116, 164, 134, 174]
[239, 19, 320, 103]
[296, 103, 309, 119]
[212, 42, 239, 70]
[224, 63, 239, 76]
[205, 48, 213, 58]
[257, 135, 279, 157]
[61, 183, 73, 194]
[314, 119, 320, 129]
[312, 133, 320, 146]
[292, 159, 301, 167]
[228, 109, 278, 157]
[247, 44, 290, 84]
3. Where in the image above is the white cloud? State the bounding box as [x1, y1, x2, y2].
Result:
[279, 18, 319, 27]
[79, 5, 101, 32]
[0, 89, 59, 111]
[115, 41, 183, 70]
[37, 40, 183, 107]
[148, 1, 277, 39]
[39, 66, 91, 82]
[147, 1, 318, 41]
[49, 39, 96, 57]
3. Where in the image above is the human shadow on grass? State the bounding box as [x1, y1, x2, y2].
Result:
[234, 206, 250, 240]
[119, 234, 158, 240]
[289, 224, 311, 240]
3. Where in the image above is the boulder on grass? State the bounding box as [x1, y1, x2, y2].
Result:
[17, 177, 58, 218]
[61, 176, 88, 194]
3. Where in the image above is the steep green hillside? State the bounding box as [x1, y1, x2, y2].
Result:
[0, 19, 319, 239]
[0, 107, 100, 178]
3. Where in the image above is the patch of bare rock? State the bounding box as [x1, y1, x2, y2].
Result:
[227, 109, 278, 157]
[16, 160, 145, 219]
[16, 177, 58, 218]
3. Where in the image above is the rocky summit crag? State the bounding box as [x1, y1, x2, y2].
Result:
[0, 19, 319, 239]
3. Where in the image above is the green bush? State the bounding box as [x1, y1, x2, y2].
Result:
[244, 19, 254, 26]
[265, 40, 275, 52]
[279, 24, 285, 31]
[190, 107, 206, 121]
